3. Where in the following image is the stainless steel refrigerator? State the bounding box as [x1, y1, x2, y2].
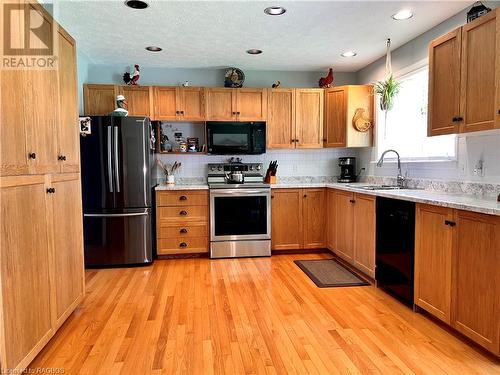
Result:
[80, 116, 155, 267]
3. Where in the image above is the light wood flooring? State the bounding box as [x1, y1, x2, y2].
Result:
[30, 253, 500, 374]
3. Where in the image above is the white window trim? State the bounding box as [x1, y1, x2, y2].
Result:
[373, 58, 458, 164]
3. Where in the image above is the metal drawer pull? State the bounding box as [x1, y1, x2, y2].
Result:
[349, 199, 356, 203]
[84, 211, 149, 218]
[179, 210, 188, 216]
[444, 220, 456, 227]
[179, 242, 188, 248]
[28, 152, 36, 159]
[180, 228, 188, 234]
[179, 195, 188, 201]
[46, 188, 56, 194]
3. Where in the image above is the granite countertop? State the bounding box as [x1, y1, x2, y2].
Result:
[154, 182, 500, 216]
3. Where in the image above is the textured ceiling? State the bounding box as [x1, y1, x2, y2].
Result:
[50, 0, 469, 71]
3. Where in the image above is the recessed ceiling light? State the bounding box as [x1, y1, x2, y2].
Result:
[145, 46, 162, 52]
[392, 9, 413, 20]
[341, 51, 357, 57]
[264, 6, 286, 16]
[125, 0, 148, 9]
[246, 49, 263, 55]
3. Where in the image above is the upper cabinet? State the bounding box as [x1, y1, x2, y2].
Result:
[206, 88, 267, 121]
[154, 87, 205, 121]
[118, 85, 153, 117]
[83, 84, 117, 115]
[267, 88, 324, 149]
[428, 9, 500, 136]
[324, 85, 373, 148]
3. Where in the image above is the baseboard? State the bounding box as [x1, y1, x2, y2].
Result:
[156, 253, 210, 260]
[271, 248, 330, 255]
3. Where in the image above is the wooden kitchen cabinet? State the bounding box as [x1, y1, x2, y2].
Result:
[324, 85, 373, 148]
[153, 87, 205, 121]
[303, 189, 326, 248]
[414, 204, 453, 324]
[271, 189, 303, 250]
[267, 89, 296, 149]
[156, 190, 209, 255]
[295, 89, 324, 148]
[271, 188, 325, 250]
[118, 85, 153, 117]
[414, 204, 500, 355]
[57, 28, 80, 173]
[331, 189, 375, 278]
[206, 88, 267, 121]
[453, 210, 500, 353]
[326, 189, 336, 250]
[50, 174, 85, 328]
[428, 9, 500, 135]
[0, 176, 53, 371]
[83, 84, 117, 115]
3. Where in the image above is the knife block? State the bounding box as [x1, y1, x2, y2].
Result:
[266, 175, 277, 184]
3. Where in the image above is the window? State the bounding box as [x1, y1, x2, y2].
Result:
[376, 64, 456, 161]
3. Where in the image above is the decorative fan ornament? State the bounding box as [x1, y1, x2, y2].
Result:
[224, 67, 245, 88]
[352, 108, 373, 132]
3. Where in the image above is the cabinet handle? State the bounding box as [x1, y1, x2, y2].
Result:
[180, 110, 184, 115]
[58, 155, 66, 161]
[179, 210, 188, 216]
[322, 138, 327, 142]
[444, 220, 456, 227]
[237, 111, 241, 115]
[180, 228, 188, 234]
[271, 195, 274, 199]
[498, 109, 500, 115]
[179, 242, 188, 248]
[453, 116, 463, 122]
[28, 152, 36, 159]
[46, 187, 56, 194]
[296, 139, 299, 143]
[349, 199, 355, 203]
[179, 195, 187, 201]
[303, 194, 307, 198]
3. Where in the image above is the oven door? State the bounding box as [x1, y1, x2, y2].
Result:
[210, 188, 271, 241]
[207, 122, 252, 154]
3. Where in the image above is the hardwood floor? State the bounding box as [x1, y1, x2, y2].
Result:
[30, 253, 499, 374]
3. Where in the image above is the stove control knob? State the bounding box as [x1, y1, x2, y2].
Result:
[250, 165, 254, 170]
[256, 165, 261, 170]
[210, 166, 216, 171]
[217, 166, 222, 171]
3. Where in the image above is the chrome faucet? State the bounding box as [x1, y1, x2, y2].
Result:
[376, 149, 406, 188]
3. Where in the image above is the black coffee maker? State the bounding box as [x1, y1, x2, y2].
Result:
[338, 157, 358, 183]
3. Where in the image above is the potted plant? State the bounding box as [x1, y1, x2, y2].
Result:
[374, 74, 401, 111]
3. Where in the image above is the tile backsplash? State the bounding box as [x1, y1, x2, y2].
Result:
[155, 148, 361, 183]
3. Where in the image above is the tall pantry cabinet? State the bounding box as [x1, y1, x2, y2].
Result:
[0, 3, 84, 372]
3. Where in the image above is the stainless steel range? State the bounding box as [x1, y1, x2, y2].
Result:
[208, 160, 271, 258]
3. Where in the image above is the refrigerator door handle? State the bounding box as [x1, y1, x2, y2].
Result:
[84, 210, 149, 218]
[107, 126, 113, 192]
[114, 126, 120, 193]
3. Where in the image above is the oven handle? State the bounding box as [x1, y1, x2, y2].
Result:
[210, 189, 270, 196]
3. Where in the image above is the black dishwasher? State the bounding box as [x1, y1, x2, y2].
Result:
[376, 197, 415, 306]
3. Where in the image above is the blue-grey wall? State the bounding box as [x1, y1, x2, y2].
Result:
[77, 50, 90, 114]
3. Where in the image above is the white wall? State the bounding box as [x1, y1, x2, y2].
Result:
[356, 1, 500, 184]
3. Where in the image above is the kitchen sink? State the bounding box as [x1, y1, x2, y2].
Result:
[347, 184, 404, 191]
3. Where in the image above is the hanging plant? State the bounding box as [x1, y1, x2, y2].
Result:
[374, 39, 401, 112]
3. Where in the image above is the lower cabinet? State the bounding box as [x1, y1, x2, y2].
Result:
[156, 190, 209, 255]
[329, 189, 376, 278]
[415, 204, 500, 355]
[0, 174, 84, 372]
[271, 188, 325, 250]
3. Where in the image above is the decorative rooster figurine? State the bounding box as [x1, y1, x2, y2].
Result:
[123, 64, 140, 85]
[318, 68, 334, 88]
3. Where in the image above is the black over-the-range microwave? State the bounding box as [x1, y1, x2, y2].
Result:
[206, 121, 266, 155]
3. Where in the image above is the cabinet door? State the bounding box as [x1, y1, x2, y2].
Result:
[326, 189, 336, 250]
[428, 28, 462, 136]
[324, 88, 346, 147]
[57, 28, 80, 173]
[460, 11, 498, 133]
[334, 190, 354, 262]
[206, 88, 236, 120]
[267, 89, 296, 149]
[296, 89, 324, 148]
[453, 210, 500, 353]
[179, 87, 205, 121]
[303, 189, 326, 249]
[154, 87, 179, 121]
[236, 89, 267, 121]
[414, 204, 453, 323]
[120, 86, 153, 117]
[83, 84, 117, 115]
[353, 194, 375, 278]
[0, 176, 53, 371]
[271, 189, 303, 250]
[50, 174, 85, 327]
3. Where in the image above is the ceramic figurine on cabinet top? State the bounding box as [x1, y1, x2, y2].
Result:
[123, 64, 140, 85]
[110, 95, 129, 117]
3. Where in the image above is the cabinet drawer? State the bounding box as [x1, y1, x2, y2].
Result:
[157, 223, 208, 239]
[157, 237, 208, 254]
[157, 205, 208, 223]
[157, 190, 208, 206]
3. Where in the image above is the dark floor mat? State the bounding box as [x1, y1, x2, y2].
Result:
[294, 259, 370, 288]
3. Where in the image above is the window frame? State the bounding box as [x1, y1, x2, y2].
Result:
[373, 58, 458, 164]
